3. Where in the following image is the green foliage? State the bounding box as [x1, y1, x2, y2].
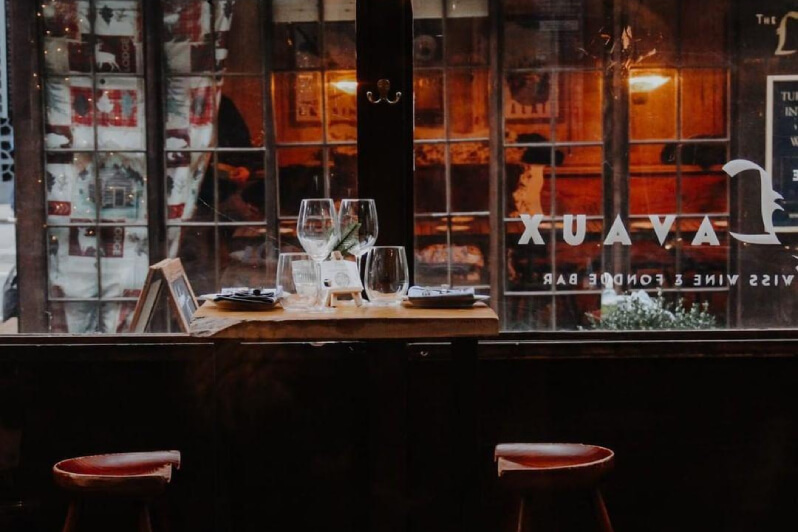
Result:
[587, 291, 717, 330]
[333, 222, 361, 257]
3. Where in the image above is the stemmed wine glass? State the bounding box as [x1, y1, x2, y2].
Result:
[338, 199, 379, 274]
[297, 198, 339, 311]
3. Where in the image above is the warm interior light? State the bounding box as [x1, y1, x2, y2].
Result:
[331, 80, 358, 95]
[629, 74, 670, 93]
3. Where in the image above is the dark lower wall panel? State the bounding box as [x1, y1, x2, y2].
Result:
[0, 341, 796, 532]
[0, 343, 216, 531]
[406, 354, 798, 532]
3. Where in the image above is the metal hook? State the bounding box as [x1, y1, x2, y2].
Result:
[366, 79, 402, 105]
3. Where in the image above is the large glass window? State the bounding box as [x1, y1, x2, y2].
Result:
[13, 0, 798, 332]
[32, 0, 357, 332]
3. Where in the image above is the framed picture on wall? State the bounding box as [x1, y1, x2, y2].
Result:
[766, 75, 798, 230]
[294, 72, 323, 125]
[504, 72, 563, 122]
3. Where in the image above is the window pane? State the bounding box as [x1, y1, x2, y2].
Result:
[329, 146, 358, 200]
[278, 148, 324, 217]
[415, 70, 445, 139]
[98, 153, 147, 222]
[449, 69, 489, 139]
[450, 142, 489, 212]
[682, 69, 727, 139]
[273, 72, 323, 143]
[629, 69, 677, 140]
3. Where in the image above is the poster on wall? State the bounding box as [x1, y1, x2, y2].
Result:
[767, 75, 798, 230]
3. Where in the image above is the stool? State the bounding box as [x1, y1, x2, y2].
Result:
[53, 450, 181, 532]
[495, 443, 614, 532]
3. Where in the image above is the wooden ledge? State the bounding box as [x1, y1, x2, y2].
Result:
[190, 301, 500, 341]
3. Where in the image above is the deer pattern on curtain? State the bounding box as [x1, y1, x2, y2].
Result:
[41, 0, 234, 332]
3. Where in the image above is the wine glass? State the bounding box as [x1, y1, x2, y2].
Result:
[338, 199, 379, 273]
[297, 199, 338, 311]
[365, 246, 409, 306]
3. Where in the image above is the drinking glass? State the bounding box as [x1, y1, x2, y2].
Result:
[276, 253, 319, 310]
[297, 198, 338, 311]
[365, 246, 409, 306]
[338, 199, 379, 271]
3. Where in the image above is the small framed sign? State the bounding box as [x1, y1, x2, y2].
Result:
[766, 75, 798, 230]
[320, 252, 364, 307]
[130, 258, 198, 333]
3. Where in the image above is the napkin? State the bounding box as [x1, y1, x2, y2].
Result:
[407, 286, 476, 299]
[200, 288, 278, 305]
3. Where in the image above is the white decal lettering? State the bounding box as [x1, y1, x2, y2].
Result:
[724, 160, 783, 244]
[604, 215, 632, 246]
[563, 214, 587, 246]
[691, 216, 721, 246]
[649, 214, 677, 245]
[518, 214, 545, 245]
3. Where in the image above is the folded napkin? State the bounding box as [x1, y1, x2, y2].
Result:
[200, 288, 278, 304]
[408, 286, 475, 299]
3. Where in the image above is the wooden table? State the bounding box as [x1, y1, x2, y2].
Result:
[190, 301, 498, 532]
[191, 301, 498, 340]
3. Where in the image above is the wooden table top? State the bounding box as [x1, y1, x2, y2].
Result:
[190, 301, 499, 340]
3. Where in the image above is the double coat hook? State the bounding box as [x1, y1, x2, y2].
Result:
[366, 79, 402, 105]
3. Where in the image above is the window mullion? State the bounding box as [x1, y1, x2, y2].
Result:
[356, 0, 415, 278]
[143, 0, 167, 263]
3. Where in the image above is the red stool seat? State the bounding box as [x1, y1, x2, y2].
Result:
[54, 451, 181, 497]
[495, 443, 614, 490]
[495, 443, 615, 532]
[53, 451, 181, 532]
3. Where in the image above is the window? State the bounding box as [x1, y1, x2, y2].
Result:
[11, 0, 798, 333]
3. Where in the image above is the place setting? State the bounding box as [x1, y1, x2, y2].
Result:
[199, 197, 488, 312]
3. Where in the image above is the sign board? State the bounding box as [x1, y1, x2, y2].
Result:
[766, 75, 798, 230]
[130, 258, 198, 333]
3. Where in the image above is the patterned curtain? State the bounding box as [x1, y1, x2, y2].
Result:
[41, 1, 234, 332]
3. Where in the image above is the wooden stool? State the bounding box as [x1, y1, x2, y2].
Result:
[53, 451, 181, 532]
[495, 443, 614, 532]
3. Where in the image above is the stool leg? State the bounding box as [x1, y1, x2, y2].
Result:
[593, 490, 614, 532]
[138, 504, 153, 532]
[62, 501, 80, 532]
[515, 497, 525, 532]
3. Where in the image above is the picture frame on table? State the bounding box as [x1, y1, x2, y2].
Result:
[130, 258, 198, 333]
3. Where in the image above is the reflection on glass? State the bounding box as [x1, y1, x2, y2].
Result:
[273, 72, 323, 143]
[629, 69, 677, 140]
[99, 225, 149, 303]
[629, 144, 676, 215]
[178, 225, 217, 297]
[414, 218, 450, 287]
[415, 71, 445, 139]
[277, 148, 324, 217]
[449, 69, 489, 139]
[221, 226, 274, 289]
[48, 226, 98, 300]
[326, 71, 357, 141]
[505, 222, 553, 292]
[554, 146, 603, 216]
[450, 142, 489, 212]
[97, 153, 147, 222]
[329, 146, 358, 200]
[451, 216, 490, 286]
[681, 69, 727, 139]
[45, 78, 94, 150]
[95, 77, 146, 150]
[221, 78, 265, 147]
[503, 296, 553, 332]
[46, 152, 95, 223]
